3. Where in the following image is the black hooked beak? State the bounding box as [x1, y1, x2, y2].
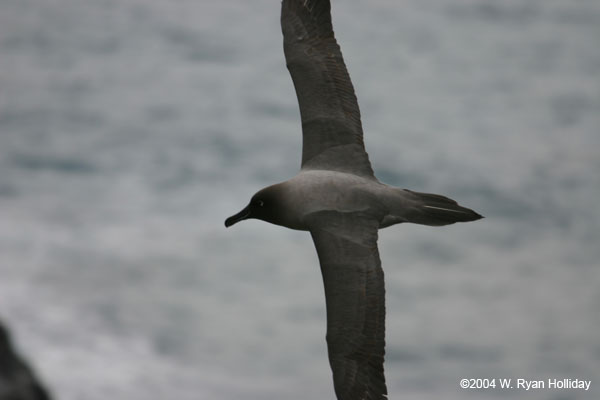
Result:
[225, 205, 251, 227]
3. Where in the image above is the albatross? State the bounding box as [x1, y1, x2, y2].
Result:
[225, 1, 483, 398]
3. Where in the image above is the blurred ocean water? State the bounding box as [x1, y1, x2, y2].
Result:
[1, 0, 599, 399]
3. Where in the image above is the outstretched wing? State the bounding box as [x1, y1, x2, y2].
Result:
[307, 211, 387, 400]
[281, 0, 375, 179]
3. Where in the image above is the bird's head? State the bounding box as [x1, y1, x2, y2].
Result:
[225, 185, 282, 228]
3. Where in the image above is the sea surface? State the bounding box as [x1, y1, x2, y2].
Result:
[1, 0, 599, 399]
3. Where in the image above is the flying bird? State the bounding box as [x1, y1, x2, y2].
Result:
[225, 1, 483, 399]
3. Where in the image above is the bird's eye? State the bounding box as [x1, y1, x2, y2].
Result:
[258, 200, 264, 207]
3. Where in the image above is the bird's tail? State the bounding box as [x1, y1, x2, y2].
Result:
[403, 189, 483, 226]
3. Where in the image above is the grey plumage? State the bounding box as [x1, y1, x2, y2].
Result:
[282, 0, 374, 179]
[225, 1, 482, 399]
[309, 211, 386, 399]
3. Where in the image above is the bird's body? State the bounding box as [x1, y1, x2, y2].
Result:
[225, 1, 483, 398]
[253, 171, 385, 231]
[240, 170, 480, 232]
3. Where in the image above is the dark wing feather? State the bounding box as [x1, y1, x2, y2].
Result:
[281, 0, 375, 179]
[307, 211, 387, 400]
